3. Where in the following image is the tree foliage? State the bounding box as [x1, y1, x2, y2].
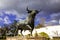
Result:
[39, 32, 49, 38]
[35, 24, 44, 29]
[10, 20, 18, 36]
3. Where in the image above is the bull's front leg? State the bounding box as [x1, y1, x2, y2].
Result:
[21, 29, 23, 36]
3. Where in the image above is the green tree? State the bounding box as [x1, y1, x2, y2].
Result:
[39, 32, 49, 38]
[35, 24, 44, 29]
[9, 20, 18, 36]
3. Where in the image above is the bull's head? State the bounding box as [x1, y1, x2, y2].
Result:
[26, 7, 40, 14]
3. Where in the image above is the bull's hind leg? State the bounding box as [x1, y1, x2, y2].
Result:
[21, 29, 23, 36]
[31, 30, 32, 36]
[30, 29, 33, 36]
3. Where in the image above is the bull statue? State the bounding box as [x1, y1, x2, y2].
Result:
[17, 7, 40, 36]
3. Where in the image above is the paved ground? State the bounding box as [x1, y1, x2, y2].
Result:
[6, 36, 27, 40]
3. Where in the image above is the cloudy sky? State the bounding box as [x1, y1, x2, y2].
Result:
[0, 0, 60, 26]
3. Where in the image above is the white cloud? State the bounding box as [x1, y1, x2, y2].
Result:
[50, 13, 60, 22]
[59, 20, 60, 24]
[4, 10, 27, 20]
[0, 11, 4, 16]
[0, 18, 3, 21]
[45, 20, 58, 26]
[51, 13, 58, 17]
[0, 0, 60, 13]
[18, 19, 26, 24]
[4, 9, 19, 15]
[50, 20, 57, 23]
[51, 13, 60, 18]
[0, 10, 27, 24]
[0, 0, 60, 26]
[4, 16, 11, 24]
[0, 0, 19, 9]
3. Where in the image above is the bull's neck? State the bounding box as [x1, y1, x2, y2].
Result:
[27, 14, 36, 24]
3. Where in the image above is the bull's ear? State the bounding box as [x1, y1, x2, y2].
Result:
[26, 7, 29, 11]
[26, 7, 32, 13]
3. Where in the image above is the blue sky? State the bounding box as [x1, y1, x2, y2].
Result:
[0, 10, 60, 26]
[0, 0, 60, 37]
[0, 0, 60, 26]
